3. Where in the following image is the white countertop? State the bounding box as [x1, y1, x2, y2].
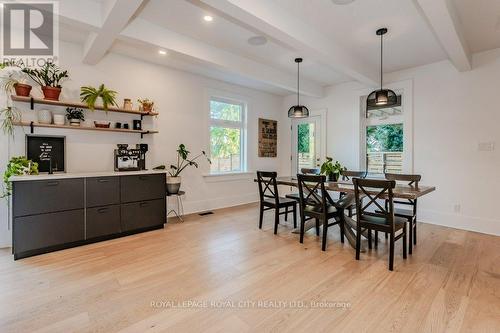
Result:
[9, 170, 167, 182]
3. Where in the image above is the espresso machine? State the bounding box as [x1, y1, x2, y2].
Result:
[114, 144, 148, 171]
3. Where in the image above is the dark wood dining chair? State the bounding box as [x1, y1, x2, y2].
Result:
[383, 173, 421, 255]
[297, 174, 345, 251]
[256, 171, 297, 234]
[340, 170, 367, 217]
[353, 178, 407, 271]
[285, 168, 320, 202]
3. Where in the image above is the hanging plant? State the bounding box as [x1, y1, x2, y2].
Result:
[0, 106, 21, 137]
[80, 84, 118, 111]
[2, 157, 38, 198]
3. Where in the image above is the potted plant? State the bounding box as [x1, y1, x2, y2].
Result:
[320, 157, 346, 182]
[0, 106, 21, 137]
[137, 98, 154, 113]
[22, 63, 69, 100]
[80, 84, 118, 110]
[65, 107, 85, 126]
[2, 156, 38, 198]
[154, 144, 211, 194]
[1, 69, 32, 97]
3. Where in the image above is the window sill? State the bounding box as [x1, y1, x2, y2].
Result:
[203, 171, 253, 182]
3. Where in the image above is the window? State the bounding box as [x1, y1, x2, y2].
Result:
[209, 97, 246, 174]
[362, 96, 404, 174]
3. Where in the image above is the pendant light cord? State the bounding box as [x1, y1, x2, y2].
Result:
[297, 61, 300, 105]
[380, 32, 383, 90]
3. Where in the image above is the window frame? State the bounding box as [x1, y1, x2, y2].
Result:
[207, 94, 248, 175]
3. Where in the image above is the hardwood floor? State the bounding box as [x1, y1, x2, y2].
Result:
[0, 202, 499, 332]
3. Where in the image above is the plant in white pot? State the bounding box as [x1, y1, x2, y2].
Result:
[65, 107, 84, 126]
[155, 144, 211, 194]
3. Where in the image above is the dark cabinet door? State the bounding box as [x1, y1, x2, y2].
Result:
[86, 177, 120, 208]
[121, 199, 165, 232]
[13, 179, 84, 217]
[14, 209, 84, 254]
[120, 174, 165, 203]
[86, 205, 121, 239]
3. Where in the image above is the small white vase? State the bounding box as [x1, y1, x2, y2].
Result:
[38, 109, 52, 124]
[53, 114, 65, 125]
[69, 119, 81, 126]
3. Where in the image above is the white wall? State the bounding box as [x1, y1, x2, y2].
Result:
[283, 49, 500, 236]
[0, 41, 288, 247]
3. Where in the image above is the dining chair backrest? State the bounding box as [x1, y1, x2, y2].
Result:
[297, 174, 328, 213]
[300, 168, 320, 175]
[341, 170, 367, 181]
[353, 178, 396, 227]
[385, 173, 421, 187]
[256, 171, 279, 205]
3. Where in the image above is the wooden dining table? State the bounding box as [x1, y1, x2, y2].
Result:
[267, 176, 436, 249]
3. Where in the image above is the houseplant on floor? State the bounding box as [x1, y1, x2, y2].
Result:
[154, 144, 211, 194]
[22, 63, 69, 100]
[320, 157, 346, 182]
[80, 84, 118, 110]
[65, 107, 85, 126]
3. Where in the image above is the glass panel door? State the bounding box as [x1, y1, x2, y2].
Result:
[291, 116, 322, 176]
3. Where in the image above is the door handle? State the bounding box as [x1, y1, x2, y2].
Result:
[46, 181, 59, 186]
[98, 179, 109, 183]
[140, 202, 149, 207]
[139, 176, 148, 181]
[97, 208, 109, 213]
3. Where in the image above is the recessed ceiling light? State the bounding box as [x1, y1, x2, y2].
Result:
[158, 49, 167, 55]
[204, 15, 213, 22]
[247, 36, 267, 46]
[331, 0, 355, 4]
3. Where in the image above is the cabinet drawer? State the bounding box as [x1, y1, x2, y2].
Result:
[86, 177, 120, 208]
[14, 209, 84, 254]
[13, 179, 84, 217]
[120, 174, 165, 203]
[86, 205, 121, 239]
[121, 199, 165, 232]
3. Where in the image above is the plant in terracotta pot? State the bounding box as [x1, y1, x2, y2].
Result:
[137, 98, 154, 113]
[1, 67, 32, 97]
[80, 84, 118, 111]
[320, 157, 346, 182]
[154, 144, 211, 194]
[65, 107, 85, 126]
[22, 63, 68, 100]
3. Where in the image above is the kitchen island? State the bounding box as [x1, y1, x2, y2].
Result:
[10, 170, 167, 259]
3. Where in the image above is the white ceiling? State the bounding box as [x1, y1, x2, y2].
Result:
[50, 0, 500, 96]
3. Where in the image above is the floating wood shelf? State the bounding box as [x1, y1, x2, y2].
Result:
[14, 121, 158, 137]
[11, 95, 159, 117]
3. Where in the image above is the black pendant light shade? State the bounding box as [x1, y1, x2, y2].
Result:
[367, 28, 397, 109]
[288, 58, 309, 118]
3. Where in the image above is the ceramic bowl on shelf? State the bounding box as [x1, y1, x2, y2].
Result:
[38, 109, 52, 124]
[94, 121, 111, 128]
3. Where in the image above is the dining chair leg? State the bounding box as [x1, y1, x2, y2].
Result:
[413, 219, 417, 245]
[339, 214, 345, 244]
[274, 208, 279, 234]
[355, 226, 361, 260]
[300, 214, 305, 243]
[315, 218, 320, 236]
[258, 204, 264, 229]
[293, 205, 297, 229]
[374, 231, 378, 248]
[321, 217, 328, 251]
[403, 225, 407, 260]
[284, 206, 288, 221]
[368, 230, 372, 249]
[385, 232, 388, 240]
[408, 218, 413, 255]
[389, 232, 395, 271]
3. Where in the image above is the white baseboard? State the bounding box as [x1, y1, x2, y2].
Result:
[419, 209, 500, 236]
[181, 193, 259, 215]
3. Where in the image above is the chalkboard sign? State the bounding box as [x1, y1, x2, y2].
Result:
[26, 135, 66, 173]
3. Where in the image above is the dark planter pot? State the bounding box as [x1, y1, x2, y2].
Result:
[166, 176, 181, 194]
[328, 173, 339, 182]
[41, 86, 62, 100]
[14, 83, 32, 97]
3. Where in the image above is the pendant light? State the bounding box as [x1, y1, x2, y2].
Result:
[288, 58, 309, 118]
[367, 28, 397, 108]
